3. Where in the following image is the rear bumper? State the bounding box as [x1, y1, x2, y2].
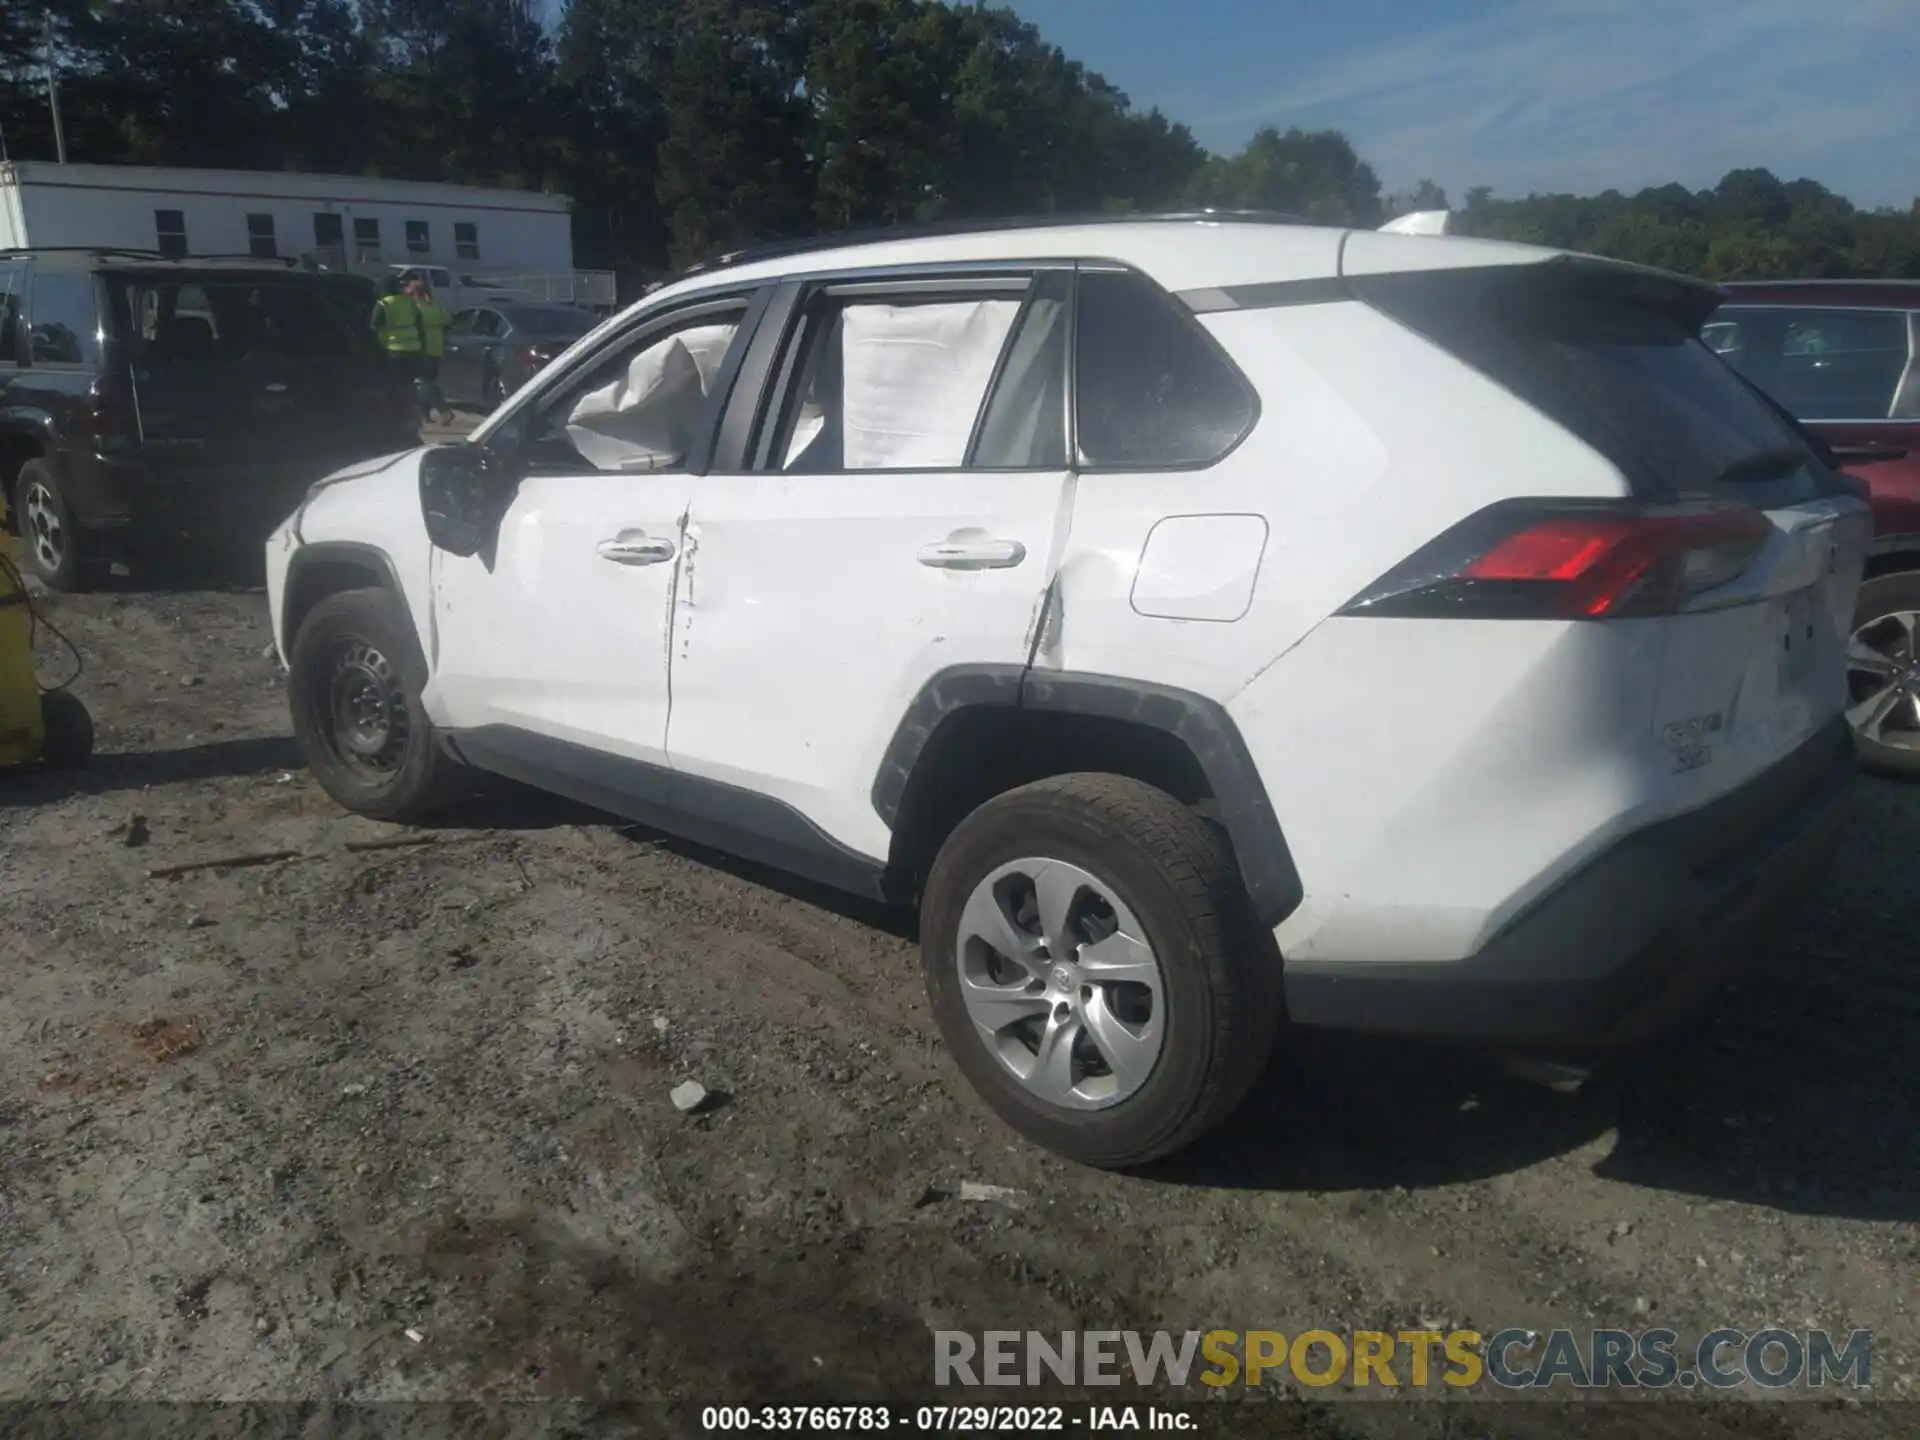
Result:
[1281, 716, 1857, 1052]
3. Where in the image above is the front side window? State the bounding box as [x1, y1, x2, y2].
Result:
[1712, 305, 1912, 421]
[1075, 269, 1257, 468]
[26, 271, 98, 365]
[519, 304, 748, 474]
[760, 292, 1023, 473]
[114, 279, 371, 366]
[155, 209, 188, 260]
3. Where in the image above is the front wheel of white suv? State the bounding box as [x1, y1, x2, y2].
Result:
[288, 587, 468, 823]
[920, 774, 1283, 1168]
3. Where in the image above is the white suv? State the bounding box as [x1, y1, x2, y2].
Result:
[267, 214, 1870, 1168]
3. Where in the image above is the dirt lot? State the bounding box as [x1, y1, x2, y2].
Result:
[3, 571, 1918, 1437]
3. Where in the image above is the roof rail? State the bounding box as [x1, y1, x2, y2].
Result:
[678, 208, 1328, 279]
[0, 245, 169, 259]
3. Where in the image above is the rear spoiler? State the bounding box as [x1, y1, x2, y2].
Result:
[1379, 210, 1452, 236]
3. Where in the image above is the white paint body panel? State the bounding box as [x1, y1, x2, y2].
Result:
[426, 470, 691, 766]
[665, 470, 1070, 860]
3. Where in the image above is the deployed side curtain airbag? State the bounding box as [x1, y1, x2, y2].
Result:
[564, 321, 738, 472]
[838, 301, 1019, 470]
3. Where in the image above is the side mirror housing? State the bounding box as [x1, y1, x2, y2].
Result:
[419, 443, 516, 557]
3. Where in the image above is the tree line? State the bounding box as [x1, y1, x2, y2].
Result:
[3, 0, 1916, 286]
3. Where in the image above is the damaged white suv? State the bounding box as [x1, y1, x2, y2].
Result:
[267, 213, 1869, 1167]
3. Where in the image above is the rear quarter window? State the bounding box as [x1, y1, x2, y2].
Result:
[1708, 305, 1914, 422]
[1074, 269, 1257, 469]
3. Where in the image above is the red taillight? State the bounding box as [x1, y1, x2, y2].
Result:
[1340, 503, 1772, 621]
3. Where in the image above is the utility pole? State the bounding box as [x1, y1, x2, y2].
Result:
[44, 10, 68, 163]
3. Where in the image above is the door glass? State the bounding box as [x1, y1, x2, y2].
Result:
[0, 266, 21, 363]
[972, 277, 1069, 468]
[26, 271, 99, 365]
[764, 295, 1021, 472]
[524, 307, 747, 473]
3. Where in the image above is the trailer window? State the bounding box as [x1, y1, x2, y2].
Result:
[454, 223, 479, 261]
[155, 209, 188, 260]
[247, 214, 277, 260]
[406, 220, 430, 255]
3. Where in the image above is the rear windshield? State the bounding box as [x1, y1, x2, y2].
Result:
[106, 276, 380, 368]
[1352, 264, 1824, 503]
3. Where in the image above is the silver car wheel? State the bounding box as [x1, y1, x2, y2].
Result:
[23, 480, 65, 576]
[954, 857, 1166, 1111]
[1847, 609, 1920, 751]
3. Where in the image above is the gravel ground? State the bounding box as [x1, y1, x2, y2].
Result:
[2, 561, 1916, 1438]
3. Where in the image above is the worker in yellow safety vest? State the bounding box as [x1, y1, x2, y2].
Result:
[370, 276, 424, 381]
[408, 279, 453, 422]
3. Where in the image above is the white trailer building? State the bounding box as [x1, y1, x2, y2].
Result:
[0, 161, 615, 309]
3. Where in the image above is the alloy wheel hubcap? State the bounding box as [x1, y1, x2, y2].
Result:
[1846, 610, 1920, 751]
[955, 858, 1166, 1110]
[23, 482, 63, 574]
[327, 641, 409, 772]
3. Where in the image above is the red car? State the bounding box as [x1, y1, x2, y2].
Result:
[1707, 280, 1920, 775]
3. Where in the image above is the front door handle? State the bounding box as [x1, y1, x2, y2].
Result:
[597, 529, 676, 566]
[917, 536, 1027, 570]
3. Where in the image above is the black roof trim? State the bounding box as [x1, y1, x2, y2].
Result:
[0, 246, 301, 270]
[677, 210, 1330, 280]
[1718, 278, 1920, 289]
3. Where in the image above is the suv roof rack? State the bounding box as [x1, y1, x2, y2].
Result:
[0, 246, 302, 269]
[678, 208, 1327, 279]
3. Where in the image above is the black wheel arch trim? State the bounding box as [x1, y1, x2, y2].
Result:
[282, 541, 410, 655]
[872, 664, 1305, 928]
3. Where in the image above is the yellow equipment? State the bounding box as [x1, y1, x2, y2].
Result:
[0, 493, 92, 771]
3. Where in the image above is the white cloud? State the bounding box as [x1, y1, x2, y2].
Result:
[1198, 0, 1920, 208]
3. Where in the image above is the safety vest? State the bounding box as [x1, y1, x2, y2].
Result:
[374, 293, 423, 354]
[417, 298, 451, 358]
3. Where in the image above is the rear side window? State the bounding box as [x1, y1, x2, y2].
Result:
[1074, 269, 1257, 469]
[1709, 306, 1913, 422]
[0, 265, 21, 363]
[26, 271, 98, 365]
[759, 292, 1023, 472]
[111, 278, 375, 365]
[1356, 265, 1819, 502]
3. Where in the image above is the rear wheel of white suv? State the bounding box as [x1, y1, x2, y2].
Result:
[1847, 571, 1920, 777]
[289, 587, 467, 822]
[920, 774, 1282, 1168]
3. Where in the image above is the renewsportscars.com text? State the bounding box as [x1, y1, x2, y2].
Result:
[934, 1328, 1872, 1391]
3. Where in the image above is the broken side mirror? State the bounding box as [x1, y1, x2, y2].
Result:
[419, 443, 516, 558]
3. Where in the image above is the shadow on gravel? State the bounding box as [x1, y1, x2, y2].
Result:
[0, 735, 304, 806]
[1164, 782, 1920, 1225]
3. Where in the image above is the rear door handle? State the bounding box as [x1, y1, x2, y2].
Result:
[917, 537, 1026, 570]
[596, 529, 676, 566]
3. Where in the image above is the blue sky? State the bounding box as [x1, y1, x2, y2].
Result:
[1005, 0, 1920, 210]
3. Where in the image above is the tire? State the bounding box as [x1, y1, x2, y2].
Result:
[920, 773, 1283, 1168]
[38, 689, 94, 769]
[288, 587, 466, 822]
[15, 461, 88, 593]
[1846, 570, 1920, 778]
